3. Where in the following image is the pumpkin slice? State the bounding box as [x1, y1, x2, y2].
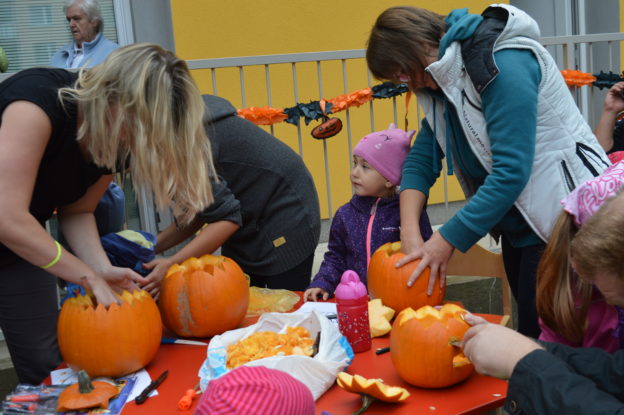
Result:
[368, 299, 395, 337]
[336, 372, 410, 402]
[57, 371, 118, 412]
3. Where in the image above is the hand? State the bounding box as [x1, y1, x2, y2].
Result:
[304, 287, 329, 302]
[98, 265, 146, 294]
[462, 321, 543, 380]
[142, 257, 176, 300]
[81, 276, 121, 307]
[395, 231, 455, 295]
[603, 82, 624, 114]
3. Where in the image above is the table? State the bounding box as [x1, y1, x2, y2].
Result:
[50, 300, 508, 414]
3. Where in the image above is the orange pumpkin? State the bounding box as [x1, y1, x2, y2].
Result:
[57, 290, 162, 378]
[390, 304, 473, 388]
[159, 254, 249, 338]
[368, 242, 445, 312]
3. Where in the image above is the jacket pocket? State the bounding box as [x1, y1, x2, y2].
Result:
[462, 90, 482, 111]
[560, 160, 575, 192]
[576, 142, 609, 177]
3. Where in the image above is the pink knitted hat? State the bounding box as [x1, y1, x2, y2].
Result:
[353, 123, 415, 185]
[561, 160, 624, 226]
[195, 366, 315, 415]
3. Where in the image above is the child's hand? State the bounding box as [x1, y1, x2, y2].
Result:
[304, 287, 329, 302]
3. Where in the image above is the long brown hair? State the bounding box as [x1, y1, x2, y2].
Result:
[366, 6, 445, 84]
[536, 211, 593, 343]
[59, 43, 215, 225]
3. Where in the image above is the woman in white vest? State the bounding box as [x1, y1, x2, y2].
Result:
[366, 4, 610, 336]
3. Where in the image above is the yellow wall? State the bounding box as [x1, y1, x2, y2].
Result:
[170, 0, 502, 218]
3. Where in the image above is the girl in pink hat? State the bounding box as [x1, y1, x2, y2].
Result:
[304, 124, 433, 301]
[536, 160, 624, 352]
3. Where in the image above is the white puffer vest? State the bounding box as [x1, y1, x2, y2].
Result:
[417, 3, 610, 242]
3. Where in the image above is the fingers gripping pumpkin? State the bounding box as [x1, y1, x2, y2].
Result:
[390, 304, 473, 388]
[159, 254, 250, 338]
[368, 242, 445, 313]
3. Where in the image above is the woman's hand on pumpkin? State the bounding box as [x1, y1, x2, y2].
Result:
[462, 322, 543, 380]
[142, 257, 175, 299]
[396, 231, 454, 295]
[304, 287, 329, 302]
[98, 265, 145, 294]
[81, 276, 121, 307]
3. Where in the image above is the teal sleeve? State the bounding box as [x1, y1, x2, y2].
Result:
[439, 49, 541, 252]
[400, 118, 443, 195]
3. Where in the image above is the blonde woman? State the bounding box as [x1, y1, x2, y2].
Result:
[0, 43, 214, 384]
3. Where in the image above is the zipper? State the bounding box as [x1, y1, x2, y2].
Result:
[560, 160, 575, 192]
[576, 142, 609, 177]
[462, 90, 482, 111]
[365, 198, 381, 272]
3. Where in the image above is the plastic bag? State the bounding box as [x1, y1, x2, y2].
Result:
[246, 287, 301, 317]
[198, 310, 353, 400]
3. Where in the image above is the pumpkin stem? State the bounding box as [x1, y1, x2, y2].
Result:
[77, 370, 95, 394]
[350, 394, 376, 415]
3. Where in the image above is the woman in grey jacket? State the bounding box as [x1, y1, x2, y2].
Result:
[144, 95, 321, 293]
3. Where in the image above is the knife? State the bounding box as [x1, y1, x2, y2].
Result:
[135, 369, 168, 405]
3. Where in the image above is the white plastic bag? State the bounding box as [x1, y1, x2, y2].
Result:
[198, 310, 353, 400]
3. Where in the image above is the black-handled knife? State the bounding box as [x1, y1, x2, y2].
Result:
[135, 369, 168, 405]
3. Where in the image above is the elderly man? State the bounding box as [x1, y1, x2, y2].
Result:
[50, 0, 119, 68]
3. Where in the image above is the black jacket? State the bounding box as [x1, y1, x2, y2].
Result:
[506, 342, 624, 414]
[199, 95, 321, 276]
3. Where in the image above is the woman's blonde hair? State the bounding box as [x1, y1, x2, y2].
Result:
[572, 191, 624, 282]
[59, 43, 215, 224]
[536, 210, 592, 344]
[366, 6, 445, 84]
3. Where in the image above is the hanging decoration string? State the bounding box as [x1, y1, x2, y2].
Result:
[237, 81, 408, 126]
[236, 70, 624, 128]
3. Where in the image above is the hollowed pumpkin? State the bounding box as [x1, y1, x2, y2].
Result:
[390, 304, 473, 388]
[57, 290, 162, 378]
[368, 242, 445, 312]
[159, 254, 249, 338]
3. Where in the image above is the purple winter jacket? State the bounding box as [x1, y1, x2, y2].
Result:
[308, 194, 433, 295]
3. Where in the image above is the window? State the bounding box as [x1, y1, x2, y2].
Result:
[0, 0, 119, 72]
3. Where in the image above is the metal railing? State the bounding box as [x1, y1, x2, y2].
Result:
[1, 32, 623, 234]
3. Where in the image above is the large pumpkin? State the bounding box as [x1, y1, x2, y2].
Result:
[57, 290, 162, 378]
[368, 241, 445, 312]
[390, 304, 473, 388]
[159, 254, 249, 338]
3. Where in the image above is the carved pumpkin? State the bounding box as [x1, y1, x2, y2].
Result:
[57, 290, 162, 378]
[57, 370, 118, 412]
[390, 304, 473, 388]
[159, 254, 249, 338]
[368, 242, 445, 312]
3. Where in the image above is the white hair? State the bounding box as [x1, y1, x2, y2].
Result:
[64, 0, 103, 32]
